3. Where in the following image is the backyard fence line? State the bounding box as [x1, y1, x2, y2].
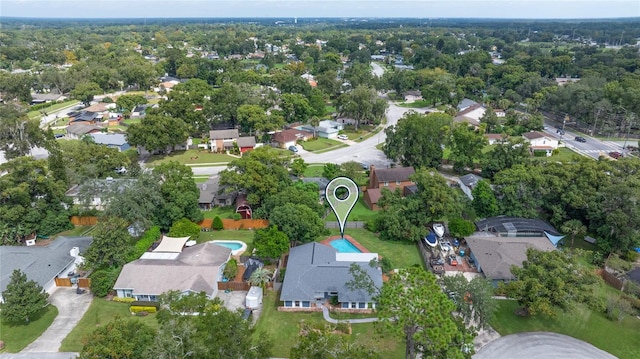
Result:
[596, 268, 624, 291]
[220, 219, 269, 230]
[70, 216, 98, 226]
[324, 221, 365, 229]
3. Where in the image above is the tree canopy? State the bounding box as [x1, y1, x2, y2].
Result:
[0, 269, 49, 323]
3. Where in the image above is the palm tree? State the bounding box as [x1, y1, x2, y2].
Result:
[309, 116, 320, 139]
[561, 219, 587, 248]
[248, 267, 272, 291]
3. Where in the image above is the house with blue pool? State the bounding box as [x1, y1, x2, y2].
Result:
[279, 242, 382, 312]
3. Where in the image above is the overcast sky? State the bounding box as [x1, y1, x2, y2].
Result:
[1, 0, 638, 19]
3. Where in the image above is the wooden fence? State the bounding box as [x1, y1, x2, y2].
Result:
[220, 219, 269, 230]
[70, 216, 98, 226]
[596, 268, 624, 291]
[55, 277, 72, 287]
[78, 278, 91, 288]
[218, 281, 251, 291]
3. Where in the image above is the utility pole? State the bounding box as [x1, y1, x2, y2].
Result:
[622, 113, 635, 154]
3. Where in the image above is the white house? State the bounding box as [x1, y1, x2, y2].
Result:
[522, 131, 559, 156]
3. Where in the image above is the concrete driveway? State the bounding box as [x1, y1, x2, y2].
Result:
[473, 332, 617, 359]
[21, 287, 92, 353]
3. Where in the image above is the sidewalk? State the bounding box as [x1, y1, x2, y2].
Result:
[321, 306, 378, 324]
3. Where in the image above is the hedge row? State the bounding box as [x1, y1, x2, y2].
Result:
[112, 297, 136, 303]
[127, 226, 161, 262]
[130, 306, 157, 313]
[131, 301, 160, 309]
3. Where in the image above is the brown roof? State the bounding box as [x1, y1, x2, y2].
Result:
[456, 103, 484, 117]
[272, 129, 307, 144]
[522, 131, 546, 140]
[365, 188, 382, 205]
[84, 103, 110, 112]
[485, 133, 504, 140]
[374, 166, 415, 183]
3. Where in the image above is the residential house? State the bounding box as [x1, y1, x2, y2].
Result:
[90, 133, 130, 152]
[66, 124, 101, 139]
[475, 216, 564, 245]
[403, 90, 423, 103]
[555, 77, 580, 86]
[494, 109, 506, 117]
[301, 177, 330, 200]
[0, 236, 92, 301]
[272, 129, 310, 149]
[113, 240, 231, 301]
[237, 136, 257, 153]
[280, 242, 381, 311]
[84, 102, 116, 119]
[522, 131, 559, 156]
[484, 133, 506, 145]
[65, 177, 136, 209]
[30, 93, 67, 105]
[300, 120, 343, 139]
[454, 103, 486, 128]
[131, 104, 149, 118]
[208, 129, 255, 153]
[69, 111, 100, 125]
[465, 235, 556, 284]
[459, 173, 484, 200]
[457, 98, 479, 112]
[198, 177, 237, 210]
[363, 165, 415, 210]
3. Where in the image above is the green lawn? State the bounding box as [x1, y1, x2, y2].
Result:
[0, 305, 58, 353]
[193, 176, 210, 184]
[534, 147, 582, 163]
[122, 118, 141, 126]
[60, 298, 158, 352]
[491, 300, 640, 359]
[324, 198, 378, 222]
[28, 100, 80, 119]
[146, 150, 235, 166]
[321, 228, 423, 269]
[53, 225, 94, 238]
[201, 206, 237, 220]
[198, 229, 256, 254]
[254, 291, 404, 358]
[303, 164, 325, 177]
[397, 100, 431, 108]
[300, 138, 347, 153]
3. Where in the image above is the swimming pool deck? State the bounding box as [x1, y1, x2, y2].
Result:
[320, 235, 370, 253]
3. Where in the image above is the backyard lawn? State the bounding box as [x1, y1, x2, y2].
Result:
[299, 138, 347, 153]
[253, 291, 405, 358]
[198, 229, 256, 254]
[324, 198, 378, 222]
[201, 206, 238, 220]
[321, 228, 423, 269]
[146, 150, 236, 166]
[0, 306, 58, 353]
[490, 300, 640, 359]
[302, 163, 325, 177]
[60, 298, 158, 352]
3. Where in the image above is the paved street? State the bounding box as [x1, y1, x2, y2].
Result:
[542, 125, 623, 160]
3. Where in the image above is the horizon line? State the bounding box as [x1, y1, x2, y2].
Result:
[2, 16, 639, 20]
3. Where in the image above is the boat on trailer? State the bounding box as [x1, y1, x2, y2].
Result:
[424, 232, 438, 247]
[433, 223, 445, 238]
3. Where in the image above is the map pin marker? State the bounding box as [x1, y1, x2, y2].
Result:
[325, 176, 359, 238]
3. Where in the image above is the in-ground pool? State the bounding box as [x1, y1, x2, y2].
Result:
[329, 238, 362, 253]
[211, 240, 247, 256]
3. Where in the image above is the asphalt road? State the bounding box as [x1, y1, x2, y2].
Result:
[473, 332, 617, 359]
[543, 125, 623, 160]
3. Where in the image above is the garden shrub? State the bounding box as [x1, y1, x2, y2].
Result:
[622, 250, 639, 262]
[127, 226, 161, 262]
[168, 218, 201, 238]
[112, 297, 136, 303]
[278, 268, 286, 282]
[212, 216, 223, 230]
[130, 306, 157, 313]
[380, 257, 393, 274]
[223, 258, 238, 280]
[131, 301, 160, 309]
[330, 295, 339, 306]
[231, 213, 242, 220]
[365, 219, 378, 233]
[91, 270, 118, 297]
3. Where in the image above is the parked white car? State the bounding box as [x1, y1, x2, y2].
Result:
[337, 134, 349, 140]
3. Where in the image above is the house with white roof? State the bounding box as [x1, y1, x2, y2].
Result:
[522, 131, 559, 156]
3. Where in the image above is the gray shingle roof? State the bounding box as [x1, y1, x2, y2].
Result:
[0, 236, 92, 293]
[237, 136, 256, 148]
[466, 236, 556, 281]
[209, 129, 239, 140]
[66, 124, 100, 136]
[460, 174, 483, 188]
[280, 242, 382, 303]
[90, 133, 127, 146]
[113, 242, 231, 296]
[374, 166, 415, 183]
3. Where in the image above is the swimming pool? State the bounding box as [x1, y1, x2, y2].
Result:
[329, 238, 362, 253]
[210, 240, 247, 256]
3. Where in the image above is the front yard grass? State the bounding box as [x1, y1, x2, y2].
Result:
[490, 300, 640, 359]
[28, 100, 80, 119]
[253, 291, 404, 358]
[397, 99, 431, 108]
[299, 138, 347, 153]
[146, 150, 236, 166]
[60, 298, 158, 352]
[321, 228, 423, 269]
[302, 163, 325, 177]
[0, 305, 58, 353]
[533, 147, 582, 163]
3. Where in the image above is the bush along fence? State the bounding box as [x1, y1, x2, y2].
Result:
[70, 216, 98, 226]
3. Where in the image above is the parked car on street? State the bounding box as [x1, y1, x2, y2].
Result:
[288, 145, 298, 152]
[575, 136, 586, 143]
[609, 151, 622, 159]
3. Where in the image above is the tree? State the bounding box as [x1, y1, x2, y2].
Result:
[85, 217, 132, 269]
[115, 94, 147, 112]
[441, 274, 498, 330]
[493, 164, 546, 218]
[448, 218, 476, 238]
[0, 269, 49, 323]
[281, 93, 313, 123]
[336, 85, 387, 131]
[290, 323, 381, 359]
[168, 218, 201, 239]
[290, 158, 308, 177]
[220, 146, 292, 206]
[153, 162, 203, 230]
[254, 226, 290, 259]
[471, 180, 499, 218]
[79, 317, 156, 359]
[503, 248, 599, 317]
[376, 267, 461, 359]
[447, 123, 487, 173]
[560, 219, 587, 247]
[59, 139, 130, 183]
[256, 182, 324, 218]
[71, 81, 102, 105]
[480, 137, 530, 180]
[322, 163, 341, 180]
[212, 216, 224, 230]
[249, 267, 272, 291]
[269, 203, 326, 245]
[0, 103, 45, 160]
[383, 112, 451, 169]
[126, 114, 190, 154]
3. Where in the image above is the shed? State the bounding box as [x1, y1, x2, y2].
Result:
[246, 286, 263, 309]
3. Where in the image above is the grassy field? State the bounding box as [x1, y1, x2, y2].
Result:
[534, 147, 582, 163]
[324, 198, 378, 222]
[146, 150, 235, 166]
[122, 118, 141, 126]
[397, 100, 431, 108]
[253, 291, 405, 358]
[201, 206, 237, 220]
[60, 298, 158, 352]
[300, 138, 348, 153]
[303, 164, 325, 177]
[53, 225, 94, 238]
[321, 228, 423, 269]
[491, 300, 640, 358]
[0, 306, 58, 353]
[28, 100, 80, 119]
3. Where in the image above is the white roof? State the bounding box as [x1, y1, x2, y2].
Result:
[140, 252, 180, 260]
[335, 252, 378, 262]
[152, 235, 190, 253]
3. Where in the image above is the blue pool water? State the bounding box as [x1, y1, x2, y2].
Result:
[329, 238, 362, 253]
[215, 242, 243, 250]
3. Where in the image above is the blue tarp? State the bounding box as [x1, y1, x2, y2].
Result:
[545, 231, 565, 247]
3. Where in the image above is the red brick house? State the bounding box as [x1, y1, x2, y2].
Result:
[363, 166, 415, 210]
